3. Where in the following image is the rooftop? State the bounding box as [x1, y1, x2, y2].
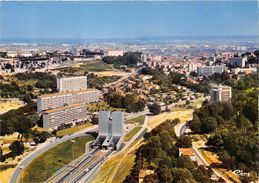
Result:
[38, 88, 99, 98]
[179, 148, 195, 156]
[42, 103, 86, 114]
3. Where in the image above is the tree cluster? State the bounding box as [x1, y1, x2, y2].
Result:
[0, 72, 57, 99]
[33, 131, 51, 144]
[102, 52, 142, 67]
[125, 119, 212, 183]
[190, 81, 258, 173]
[15, 72, 57, 91]
[1, 141, 25, 162]
[87, 73, 121, 89]
[148, 103, 161, 115]
[0, 102, 38, 135]
[104, 92, 145, 113]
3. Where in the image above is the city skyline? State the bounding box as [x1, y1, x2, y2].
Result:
[1, 1, 258, 42]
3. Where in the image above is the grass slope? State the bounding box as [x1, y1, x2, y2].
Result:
[56, 123, 93, 137]
[20, 136, 94, 183]
[126, 115, 145, 125]
[124, 127, 142, 142]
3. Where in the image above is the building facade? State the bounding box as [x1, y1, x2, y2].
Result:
[42, 104, 88, 129]
[107, 50, 124, 57]
[197, 65, 227, 77]
[210, 85, 232, 102]
[229, 57, 247, 68]
[37, 89, 99, 113]
[57, 76, 87, 93]
[94, 111, 124, 150]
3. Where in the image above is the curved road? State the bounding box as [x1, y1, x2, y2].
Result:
[9, 125, 98, 183]
[178, 122, 229, 182]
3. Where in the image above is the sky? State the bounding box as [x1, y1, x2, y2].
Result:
[0, 1, 258, 41]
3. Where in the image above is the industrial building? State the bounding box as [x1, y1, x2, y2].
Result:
[42, 104, 88, 129]
[197, 65, 227, 77]
[210, 85, 232, 102]
[93, 111, 124, 150]
[37, 89, 99, 113]
[57, 76, 87, 93]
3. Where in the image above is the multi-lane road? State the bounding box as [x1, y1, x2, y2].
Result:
[9, 125, 98, 183]
[9, 111, 147, 183]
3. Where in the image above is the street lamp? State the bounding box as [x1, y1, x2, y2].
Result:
[71, 140, 75, 159]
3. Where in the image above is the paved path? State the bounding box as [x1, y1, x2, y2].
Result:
[178, 120, 229, 183]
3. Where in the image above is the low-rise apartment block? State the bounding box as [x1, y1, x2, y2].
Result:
[106, 50, 124, 57]
[197, 65, 227, 77]
[57, 76, 87, 93]
[42, 104, 88, 129]
[37, 89, 100, 113]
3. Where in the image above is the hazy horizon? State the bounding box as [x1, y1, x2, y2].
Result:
[1, 1, 258, 43]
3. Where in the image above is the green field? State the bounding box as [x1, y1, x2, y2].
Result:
[126, 115, 145, 125]
[58, 60, 117, 76]
[56, 123, 93, 137]
[79, 60, 117, 72]
[20, 136, 94, 183]
[124, 127, 142, 142]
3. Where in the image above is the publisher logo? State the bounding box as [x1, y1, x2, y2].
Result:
[232, 169, 250, 177]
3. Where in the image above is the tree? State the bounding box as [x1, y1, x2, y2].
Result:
[156, 165, 172, 183]
[189, 114, 201, 133]
[148, 103, 161, 115]
[207, 133, 224, 146]
[91, 115, 98, 124]
[236, 114, 251, 133]
[176, 136, 192, 148]
[243, 99, 258, 123]
[124, 175, 137, 183]
[190, 71, 198, 77]
[124, 94, 145, 113]
[33, 131, 51, 144]
[171, 168, 195, 183]
[23, 94, 32, 103]
[201, 117, 217, 133]
[9, 141, 24, 158]
[142, 174, 159, 183]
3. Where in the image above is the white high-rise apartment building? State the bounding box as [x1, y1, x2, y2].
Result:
[197, 65, 227, 77]
[57, 76, 87, 93]
[210, 85, 232, 102]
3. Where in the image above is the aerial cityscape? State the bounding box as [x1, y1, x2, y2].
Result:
[0, 1, 258, 183]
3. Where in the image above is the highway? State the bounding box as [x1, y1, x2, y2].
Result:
[9, 125, 98, 183]
[46, 147, 99, 183]
[57, 111, 150, 183]
[9, 111, 146, 183]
